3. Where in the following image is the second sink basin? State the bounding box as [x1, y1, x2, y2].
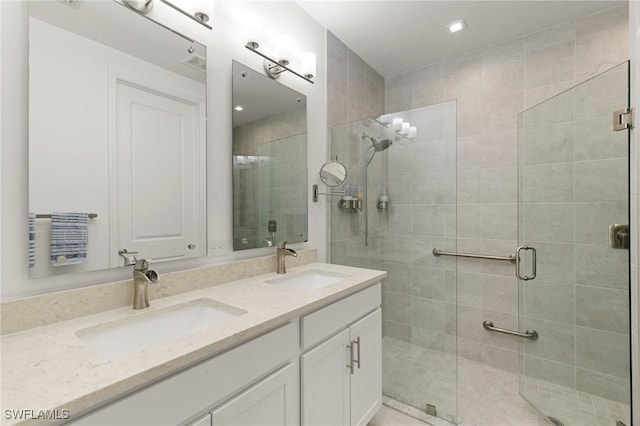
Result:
[76, 298, 247, 361]
[266, 269, 350, 291]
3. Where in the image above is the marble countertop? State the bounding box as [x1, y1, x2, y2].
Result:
[0, 262, 385, 425]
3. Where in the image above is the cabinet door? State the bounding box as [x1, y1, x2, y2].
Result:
[211, 362, 299, 426]
[349, 309, 382, 426]
[301, 329, 351, 426]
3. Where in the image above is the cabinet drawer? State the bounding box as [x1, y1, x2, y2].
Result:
[301, 283, 380, 351]
[70, 321, 298, 425]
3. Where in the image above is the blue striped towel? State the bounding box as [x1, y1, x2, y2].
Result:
[50, 212, 88, 266]
[28, 213, 36, 269]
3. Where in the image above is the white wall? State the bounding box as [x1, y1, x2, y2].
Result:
[0, 1, 327, 299]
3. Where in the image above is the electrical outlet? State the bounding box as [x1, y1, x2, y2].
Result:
[209, 240, 225, 251]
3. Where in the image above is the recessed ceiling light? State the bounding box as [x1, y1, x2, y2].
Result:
[448, 20, 466, 33]
[234, 105, 244, 111]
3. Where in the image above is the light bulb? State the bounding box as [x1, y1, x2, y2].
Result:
[408, 126, 417, 138]
[275, 35, 292, 65]
[392, 118, 403, 131]
[243, 14, 262, 49]
[301, 52, 316, 79]
[400, 122, 410, 135]
[448, 20, 467, 33]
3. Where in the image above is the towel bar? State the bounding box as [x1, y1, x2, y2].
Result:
[36, 213, 98, 219]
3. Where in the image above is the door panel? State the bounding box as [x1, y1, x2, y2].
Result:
[517, 61, 631, 425]
[211, 363, 299, 426]
[115, 79, 203, 262]
[301, 329, 351, 426]
[349, 309, 382, 426]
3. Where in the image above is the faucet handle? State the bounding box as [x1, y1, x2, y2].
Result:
[277, 241, 290, 249]
[119, 249, 138, 266]
[134, 258, 150, 271]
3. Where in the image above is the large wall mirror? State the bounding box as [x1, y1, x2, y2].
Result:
[28, 1, 207, 278]
[232, 61, 308, 251]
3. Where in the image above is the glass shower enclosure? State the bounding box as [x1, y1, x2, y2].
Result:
[517, 62, 631, 426]
[330, 101, 458, 423]
[328, 62, 631, 426]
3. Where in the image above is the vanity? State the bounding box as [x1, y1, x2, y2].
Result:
[1, 257, 385, 426]
[2, 2, 375, 424]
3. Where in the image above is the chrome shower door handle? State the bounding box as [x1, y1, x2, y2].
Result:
[515, 245, 536, 281]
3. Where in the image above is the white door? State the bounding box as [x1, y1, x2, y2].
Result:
[301, 329, 351, 426]
[211, 363, 299, 426]
[114, 79, 204, 263]
[349, 309, 382, 426]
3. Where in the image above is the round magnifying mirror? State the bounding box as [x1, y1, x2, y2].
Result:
[319, 160, 348, 187]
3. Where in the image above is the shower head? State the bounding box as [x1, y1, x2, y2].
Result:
[363, 135, 393, 167]
[363, 134, 393, 152]
[372, 138, 392, 152]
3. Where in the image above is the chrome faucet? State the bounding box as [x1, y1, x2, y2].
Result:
[276, 241, 298, 274]
[132, 259, 159, 309]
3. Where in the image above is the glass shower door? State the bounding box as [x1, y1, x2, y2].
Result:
[329, 100, 458, 424]
[517, 62, 631, 426]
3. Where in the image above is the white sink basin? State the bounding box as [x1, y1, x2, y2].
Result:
[76, 298, 247, 361]
[266, 269, 350, 291]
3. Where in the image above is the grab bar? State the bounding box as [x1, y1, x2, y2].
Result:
[483, 320, 538, 340]
[432, 248, 515, 262]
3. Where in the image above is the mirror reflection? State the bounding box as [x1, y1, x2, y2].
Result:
[232, 61, 308, 250]
[28, 1, 207, 277]
[319, 161, 348, 187]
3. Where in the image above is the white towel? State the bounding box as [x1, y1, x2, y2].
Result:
[28, 213, 36, 269]
[50, 212, 88, 266]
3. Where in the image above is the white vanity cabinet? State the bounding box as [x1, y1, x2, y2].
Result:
[70, 322, 299, 426]
[70, 283, 382, 426]
[300, 284, 382, 426]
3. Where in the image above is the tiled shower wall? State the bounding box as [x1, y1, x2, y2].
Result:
[232, 108, 307, 249]
[385, 4, 630, 378]
[326, 31, 385, 268]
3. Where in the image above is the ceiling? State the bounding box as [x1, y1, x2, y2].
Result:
[297, 0, 626, 77]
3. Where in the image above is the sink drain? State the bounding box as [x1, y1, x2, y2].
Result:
[544, 416, 564, 426]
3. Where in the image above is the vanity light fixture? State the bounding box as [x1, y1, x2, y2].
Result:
[275, 35, 293, 65]
[244, 24, 315, 84]
[193, 0, 211, 23]
[448, 19, 467, 33]
[243, 14, 263, 49]
[372, 115, 417, 140]
[158, 0, 212, 29]
[300, 52, 317, 79]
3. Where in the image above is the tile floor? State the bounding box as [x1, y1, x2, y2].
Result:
[380, 336, 630, 426]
